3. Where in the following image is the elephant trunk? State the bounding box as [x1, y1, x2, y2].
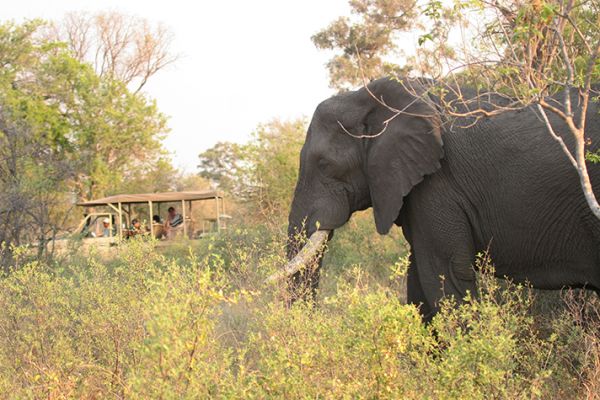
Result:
[276, 183, 340, 301]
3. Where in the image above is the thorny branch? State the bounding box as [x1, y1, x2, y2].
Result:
[337, 46, 439, 138]
[342, 0, 600, 218]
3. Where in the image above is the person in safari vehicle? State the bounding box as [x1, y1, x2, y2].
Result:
[129, 218, 146, 237]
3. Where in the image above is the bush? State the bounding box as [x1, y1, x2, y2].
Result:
[0, 239, 598, 399]
[322, 210, 408, 299]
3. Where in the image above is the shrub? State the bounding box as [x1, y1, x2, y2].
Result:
[0, 240, 598, 399]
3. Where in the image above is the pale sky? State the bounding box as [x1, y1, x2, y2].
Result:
[3, 0, 351, 171]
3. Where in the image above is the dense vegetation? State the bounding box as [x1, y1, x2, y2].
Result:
[1, 1, 599, 398]
[0, 236, 598, 399]
[0, 19, 179, 262]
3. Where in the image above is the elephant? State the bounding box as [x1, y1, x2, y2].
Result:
[286, 77, 600, 321]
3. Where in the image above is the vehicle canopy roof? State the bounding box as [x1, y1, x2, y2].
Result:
[77, 190, 223, 207]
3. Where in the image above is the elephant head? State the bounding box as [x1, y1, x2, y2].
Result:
[283, 77, 443, 292]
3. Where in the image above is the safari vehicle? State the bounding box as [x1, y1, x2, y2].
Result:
[69, 190, 230, 250]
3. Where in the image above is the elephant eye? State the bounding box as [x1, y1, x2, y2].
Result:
[318, 157, 343, 179]
[318, 158, 335, 174]
[318, 158, 330, 171]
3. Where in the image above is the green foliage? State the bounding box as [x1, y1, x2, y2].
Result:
[0, 240, 235, 398]
[66, 75, 169, 200]
[425, 0, 600, 95]
[322, 210, 408, 297]
[586, 149, 600, 164]
[198, 118, 306, 228]
[248, 118, 306, 225]
[198, 141, 249, 196]
[115, 156, 180, 194]
[0, 20, 173, 257]
[0, 239, 598, 398]
[0, 20, 81, 253]
[0, 20, 169, 202]
[312, 0, 417, 90]
[244, 288, 431, 398]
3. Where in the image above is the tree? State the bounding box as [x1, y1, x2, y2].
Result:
[312, 0, 418, 91]
[67, 76, 169, 201]
[0, 19, 173, 260]
[0, 20, 78, 258]
[114, 157, 179, 194]
[198, 142, 251, 198]
[250, 119, 307, 224]
[48, 11, 178, 93]
[198, 118, 306, 227]
[415, 0, 600, 219]
[173, 174, 212, 192]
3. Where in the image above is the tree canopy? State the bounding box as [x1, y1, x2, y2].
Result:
[0, 19, 173, 255]
[198, 118, 306, 227]
[312, 0, 418, 91]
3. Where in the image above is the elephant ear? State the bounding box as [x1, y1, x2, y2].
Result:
[365, 79, 444, 234]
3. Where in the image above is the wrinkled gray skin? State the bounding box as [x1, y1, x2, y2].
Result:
[288, 77, 600, 321]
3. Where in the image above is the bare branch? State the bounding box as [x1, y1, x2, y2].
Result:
[536, 103, 578, 169]
[554, 23, 575, 119]
[53, 11, 178, 92]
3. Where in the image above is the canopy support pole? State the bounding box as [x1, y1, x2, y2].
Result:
[216, 197, 221, 232]
[127, 204, 132, 227]
[188, 201, 193, 237]
[181, 199, 187, 238]
[107, 203, 122, 240]
[148, 201, 154, 237]
[118, 202, 123, 240]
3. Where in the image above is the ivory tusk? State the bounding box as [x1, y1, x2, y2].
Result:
[266, 230, 330, 284]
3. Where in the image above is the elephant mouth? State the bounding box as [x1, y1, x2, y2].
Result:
[265, 230, 331, 284]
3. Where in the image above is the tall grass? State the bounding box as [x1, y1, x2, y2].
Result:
[0, 229, 598, 399]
